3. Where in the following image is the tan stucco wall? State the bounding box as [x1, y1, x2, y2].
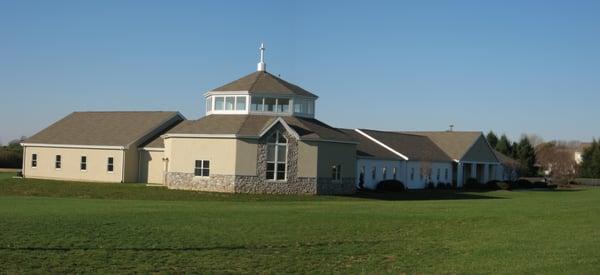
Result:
[124, 148, 139, 182]
[298, 141, 318, 177]
[462, 136, 499, 163]
[316, 142, 356, 178]
[235, 139, 258, 176]
[165, 137, 238, 175]
[23, 146, 124, 182]
[139, 150, 164, 184]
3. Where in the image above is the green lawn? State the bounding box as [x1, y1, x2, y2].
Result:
[1, 174, 599, 273]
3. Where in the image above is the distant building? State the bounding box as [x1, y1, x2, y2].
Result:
[21, 44, 510, 194]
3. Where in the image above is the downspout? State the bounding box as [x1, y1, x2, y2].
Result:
[121, 149, 126, 183]
[21, 146, 26, 178]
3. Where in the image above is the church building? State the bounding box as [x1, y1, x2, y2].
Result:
[21, 44, 509, 194]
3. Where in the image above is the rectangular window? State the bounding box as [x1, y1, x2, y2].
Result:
[80, 156, 87, 171]
[235, 96, 247, 110]
[251, 97, 264, 111]
[308, 101, 314, 114]
[214, 97, 225, 110]
[437, 168, 440, 181]
[225, 96, 235, 110]
[410, 168, 415, 181]
[277, 98, 290, 113]
[382, 167, 387, 179]
[206, 97, 212, 112]
[55, 155, 61, 169]
[445, 168, 449, 181]
[371, 167, 376, 180]
[264, 98, 276, 112]
[293, 99, 303, 113]
[194, 160, 210, 177]
[107, 157, 114, 172]
[332, 164, 342, 181]
[31, 154, 37, 168]
[392, 167, 397, 179]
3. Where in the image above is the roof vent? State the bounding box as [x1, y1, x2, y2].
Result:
[257, 42, 266, 72]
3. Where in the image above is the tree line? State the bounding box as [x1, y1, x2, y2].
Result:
[0, 137, 25, 169]
[486, 131, 537, 177]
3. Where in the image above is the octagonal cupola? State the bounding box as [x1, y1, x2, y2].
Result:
[204, 43, 318, 118]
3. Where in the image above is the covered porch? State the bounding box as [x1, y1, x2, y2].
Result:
[453, 161, 501, 187]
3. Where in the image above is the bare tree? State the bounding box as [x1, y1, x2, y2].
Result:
[536, 142, 579, 184]
[524, 133, 545, 147]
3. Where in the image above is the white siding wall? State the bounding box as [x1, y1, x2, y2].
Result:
[355, 159, 404, 190]
[355, 158, 454, 190]
[404, 161, 453, 189]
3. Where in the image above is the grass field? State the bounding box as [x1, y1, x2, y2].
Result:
[1, 173, 599, 273]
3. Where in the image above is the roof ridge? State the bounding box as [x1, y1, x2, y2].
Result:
[360, 128, 428, 138]
[247, 71, 263, 92]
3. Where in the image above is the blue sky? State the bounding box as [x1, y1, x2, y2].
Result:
[1, 0, 599, 144]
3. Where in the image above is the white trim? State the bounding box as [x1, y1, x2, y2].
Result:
[204, 90, 250, 97]
[21, 143, 124, 150]
[163, 134, 240, 139]
[354, 129, 409, 161]
[139, 147, 164, 152]
[457, 160, 500, 165]
[259, 117, 300, 139]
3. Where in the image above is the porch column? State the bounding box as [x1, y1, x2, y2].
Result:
[456, 162, 464, 188]
[471, 163, 477, 180]
[483, 163, 490, 183]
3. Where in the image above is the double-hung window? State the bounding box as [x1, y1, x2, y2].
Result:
[107, 157, 114, 172]
[331, 164, 342, 181]
[31, 154, 37, 168]
[266, 131, 287, 180]
[437, 168, 440, 181]
[410, 168, 415, 181]
[392, 167, 397, 180]
[445, 168, 449, 181]
[194, 160, 210, 177]
[371, 167, 376, 180]
[55, 155, 61, 169]
[81, 156, 87, 171]
[382, 167, 387, 179]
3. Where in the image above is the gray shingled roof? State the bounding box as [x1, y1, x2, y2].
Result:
[211, 71, 318, 98]
[339, 129, 400, 160]
[402, 131, 482, 160]
[25, 111, 182, 147]
[165, 115, 355, 143]
[359, 129, 452, 162]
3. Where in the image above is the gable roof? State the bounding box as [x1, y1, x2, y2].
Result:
[494, 150, 519, 166]
[24, 111, 183, 148]
[210, 71, 318, 98]
[358, 129, 452, 162]
[402, 131, 482, 160]
[339, 129, 401, 160]
[165, 115, 355, 143]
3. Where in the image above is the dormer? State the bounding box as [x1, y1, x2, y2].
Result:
[204, 44, 318, 118]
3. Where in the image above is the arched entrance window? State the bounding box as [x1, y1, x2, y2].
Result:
[266, 130, 287, 180]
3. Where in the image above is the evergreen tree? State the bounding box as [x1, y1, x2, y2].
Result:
[511, 141, 519, 159]
[517, 137, 537, 176]
[487, 131, 499, 149]
[580, 140, 600, 178]
[496, 134, 511, 155]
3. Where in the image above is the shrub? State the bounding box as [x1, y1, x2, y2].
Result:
[426, 182, 435, 189]
[376, 180, 406, 192]
[436, 182, 446, 190]
[464, 178, 481, 189]
[515, 179, 532, 189]
[486, 180, 499, 190]
[496, 181, 512, 190]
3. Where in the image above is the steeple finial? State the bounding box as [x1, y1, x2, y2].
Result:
[257, 42, 266, 71]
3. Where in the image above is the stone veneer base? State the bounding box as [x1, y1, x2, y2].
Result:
[165, 172, 355, 195]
